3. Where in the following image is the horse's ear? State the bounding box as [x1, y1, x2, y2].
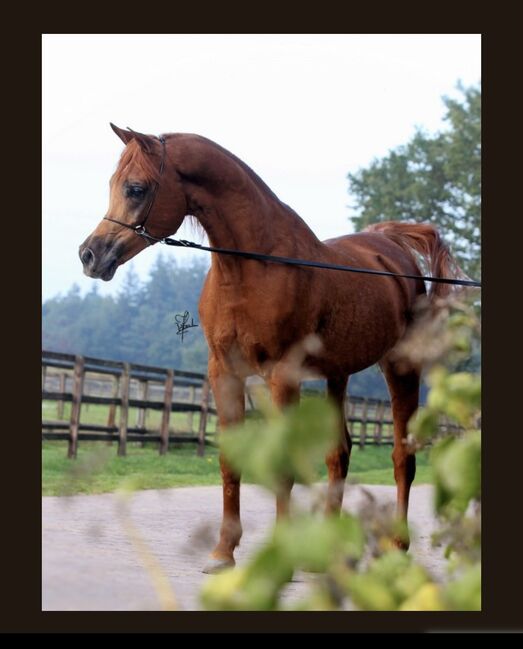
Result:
[109, 123, 155, 152]
[126, 127, 155, 153]
[110, 123, 134, 145]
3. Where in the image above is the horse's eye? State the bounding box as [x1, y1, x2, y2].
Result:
[127, 185, 146, 200]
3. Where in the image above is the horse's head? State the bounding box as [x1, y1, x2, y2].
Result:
[79, 124, 188, 281]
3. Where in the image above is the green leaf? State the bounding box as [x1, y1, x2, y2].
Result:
[220, 397, 339, 492]
[346, 573, 398, 610]
[399, 583, 446, 611]
[274, 514, 365, 573]
[431, 431, 481, 515]
[408, 407, 439, 441]
[443, 564, 481, 611]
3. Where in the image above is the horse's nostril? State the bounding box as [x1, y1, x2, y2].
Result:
[81, 247, 95, 267]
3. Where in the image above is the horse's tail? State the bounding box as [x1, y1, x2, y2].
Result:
[364, 221, 468, 301]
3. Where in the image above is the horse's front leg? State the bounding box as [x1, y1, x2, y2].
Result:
[203, 358, 245, 574]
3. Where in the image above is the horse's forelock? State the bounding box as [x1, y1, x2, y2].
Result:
[113, 139, 162, 185]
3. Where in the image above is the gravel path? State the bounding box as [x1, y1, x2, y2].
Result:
[42, 483, 446, 610]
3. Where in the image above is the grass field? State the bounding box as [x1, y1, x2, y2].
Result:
[42, 440, 432, 496]
[42, 395, 433, 496]
[42, 399, 218, 433]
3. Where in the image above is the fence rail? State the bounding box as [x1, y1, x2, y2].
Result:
[42, 350, 449, 459]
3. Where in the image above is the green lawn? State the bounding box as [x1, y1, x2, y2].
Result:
[42, 440, 432, 496]
[42, 399, 218, 433]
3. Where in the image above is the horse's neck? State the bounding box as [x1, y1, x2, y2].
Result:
[172, 135, 321, 258]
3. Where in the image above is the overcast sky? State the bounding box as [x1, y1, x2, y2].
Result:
[42, 34, 480, 301]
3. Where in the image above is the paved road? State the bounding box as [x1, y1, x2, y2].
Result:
[42, 483, 446, 610]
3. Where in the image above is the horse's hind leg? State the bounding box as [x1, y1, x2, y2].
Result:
[325, 375, 352, 514]
[379, 358, 420, 550]
[203, 358, 245, 574]
[268, 376, 300, 519]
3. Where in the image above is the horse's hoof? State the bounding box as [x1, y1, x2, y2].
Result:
[392, 535, 410, 552]
[202, 556, 236, 574]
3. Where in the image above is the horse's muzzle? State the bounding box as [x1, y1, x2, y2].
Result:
[79, 239, 120, 281]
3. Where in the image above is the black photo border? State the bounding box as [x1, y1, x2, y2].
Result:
[2, 12, 522, 634]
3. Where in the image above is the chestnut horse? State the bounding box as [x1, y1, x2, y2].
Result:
[79, 125, 464, 573]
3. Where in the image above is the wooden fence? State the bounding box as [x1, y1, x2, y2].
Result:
[42, 351, 216, 458]
[345, 394, 394, 447]
[42, 350, 414, 458]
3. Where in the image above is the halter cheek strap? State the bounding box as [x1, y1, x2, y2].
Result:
[103, 136, 167, 245]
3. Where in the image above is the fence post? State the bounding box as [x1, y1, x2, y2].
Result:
[160, 369, 174, 455]
[68, 355, 85, 459]
[345, 395, 352, 438]
[187, 385, 196, 433]
[137, 379, 149, 447]
[245, 387, 256, 413]
[343, 394, 350, 444]
[136, 379, 148, 428]
[118, 363, 130, 457]
[359, 398, 368, 449]
[57, 372, 66, 420]
[375, 400, 385, 445]
[197, 377, 211, 457]
[107, 374, 120, 432]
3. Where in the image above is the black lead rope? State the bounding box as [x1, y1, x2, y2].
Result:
[103, 134, 481, 288]
[108, 215, 482, 289]
[161, 237, 481, 288]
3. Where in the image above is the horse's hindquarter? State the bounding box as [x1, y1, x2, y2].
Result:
[316, 233, 425, 369]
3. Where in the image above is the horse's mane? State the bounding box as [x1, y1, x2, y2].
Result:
[116, 132, 317, 240]
[116, 134, 282, 199]
[172, 134, 324, 245]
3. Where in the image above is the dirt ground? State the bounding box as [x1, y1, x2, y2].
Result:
[42, 483, 447, 611]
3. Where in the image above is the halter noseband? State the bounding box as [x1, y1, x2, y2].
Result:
[103, 135, 167, 245]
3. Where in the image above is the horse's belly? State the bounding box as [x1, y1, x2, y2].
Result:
[201, 274, 413, 379]
[316, 300, 409, 374]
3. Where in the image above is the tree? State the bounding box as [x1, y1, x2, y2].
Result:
[347, 83, 481, 280]
[117, 263, 143, 311]
[42, 257, 212, 373]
